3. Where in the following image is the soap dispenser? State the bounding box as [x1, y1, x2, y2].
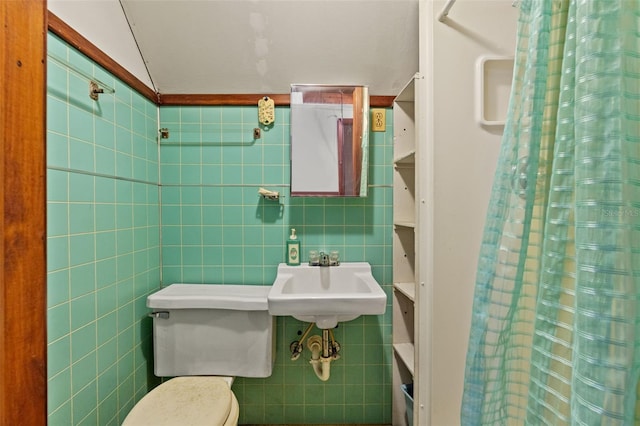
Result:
[286, 228, 301, 266]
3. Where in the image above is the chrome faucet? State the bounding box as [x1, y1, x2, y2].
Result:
[308, 249, 340, 266]
[319, 252, 330, 267]
[309, 251, 339, 267]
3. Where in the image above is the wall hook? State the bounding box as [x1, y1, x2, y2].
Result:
[89, 81, 104, 100]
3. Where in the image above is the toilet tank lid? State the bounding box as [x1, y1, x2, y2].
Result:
[147, 284, 270, 311]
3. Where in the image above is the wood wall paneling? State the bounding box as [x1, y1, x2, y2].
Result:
[1, 1, 48, 425]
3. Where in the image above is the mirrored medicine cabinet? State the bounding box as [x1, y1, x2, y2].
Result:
[290, 84, 370, 197]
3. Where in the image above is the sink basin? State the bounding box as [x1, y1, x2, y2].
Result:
[267, 262, 386, 329]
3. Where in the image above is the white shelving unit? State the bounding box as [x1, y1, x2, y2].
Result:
[392, 74, 420, 426]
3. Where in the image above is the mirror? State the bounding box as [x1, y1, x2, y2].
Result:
[290, 84, 370, 197]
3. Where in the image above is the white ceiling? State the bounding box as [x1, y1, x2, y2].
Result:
[119, 0, 419, 96]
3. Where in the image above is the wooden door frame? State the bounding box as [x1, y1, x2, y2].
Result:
[0, 0, 48, 425]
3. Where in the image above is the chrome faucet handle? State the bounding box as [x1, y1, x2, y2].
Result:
[308, 250, 320, 266]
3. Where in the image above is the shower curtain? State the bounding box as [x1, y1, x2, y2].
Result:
[461, 0, 640, 424]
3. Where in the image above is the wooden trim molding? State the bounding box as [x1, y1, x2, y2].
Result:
[1, 0, 48, 425]
[371, 95, 395, 108]
[158, 93, 291, 106]
[159, 93, 395, 108]
[47, 11, 158, 103]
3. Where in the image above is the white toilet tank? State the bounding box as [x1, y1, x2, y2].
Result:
[147, 284, 275, 378]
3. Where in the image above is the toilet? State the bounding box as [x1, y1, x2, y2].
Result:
[123, 284, 274, 426]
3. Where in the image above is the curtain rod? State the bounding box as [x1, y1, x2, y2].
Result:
[438, 0, 519, 22]
[437, 0, 456, 22]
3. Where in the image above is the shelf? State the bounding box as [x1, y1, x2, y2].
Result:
[393, 165, 415, 226]
[394, 77, 416, 165]
[394, 150, 415, 165]
[395, 75, 417, 103]
[476, 56, 514, 127]
[394, 282, 415, 302]
[394, 221, 416, 229]
[392, 74, 419, 426]
[393, 343, 415, 376]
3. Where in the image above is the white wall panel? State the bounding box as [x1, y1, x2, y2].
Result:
[49, 0, 155, 91]
[426, 1, 518, 424]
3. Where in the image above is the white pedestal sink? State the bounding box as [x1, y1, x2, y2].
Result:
[267, 262, 386, 329]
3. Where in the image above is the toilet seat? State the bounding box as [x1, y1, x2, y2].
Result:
[122, 377, 239, 426]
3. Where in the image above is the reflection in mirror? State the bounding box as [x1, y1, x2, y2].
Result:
[290, 85, 369, 197]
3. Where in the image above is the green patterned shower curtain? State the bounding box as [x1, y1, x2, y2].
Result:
[461, 0, 640, 424]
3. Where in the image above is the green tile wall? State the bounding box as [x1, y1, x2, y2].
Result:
[159, 106, 394, 424]
[47, 34, 161, 426]
[46, 30, 394, 425]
